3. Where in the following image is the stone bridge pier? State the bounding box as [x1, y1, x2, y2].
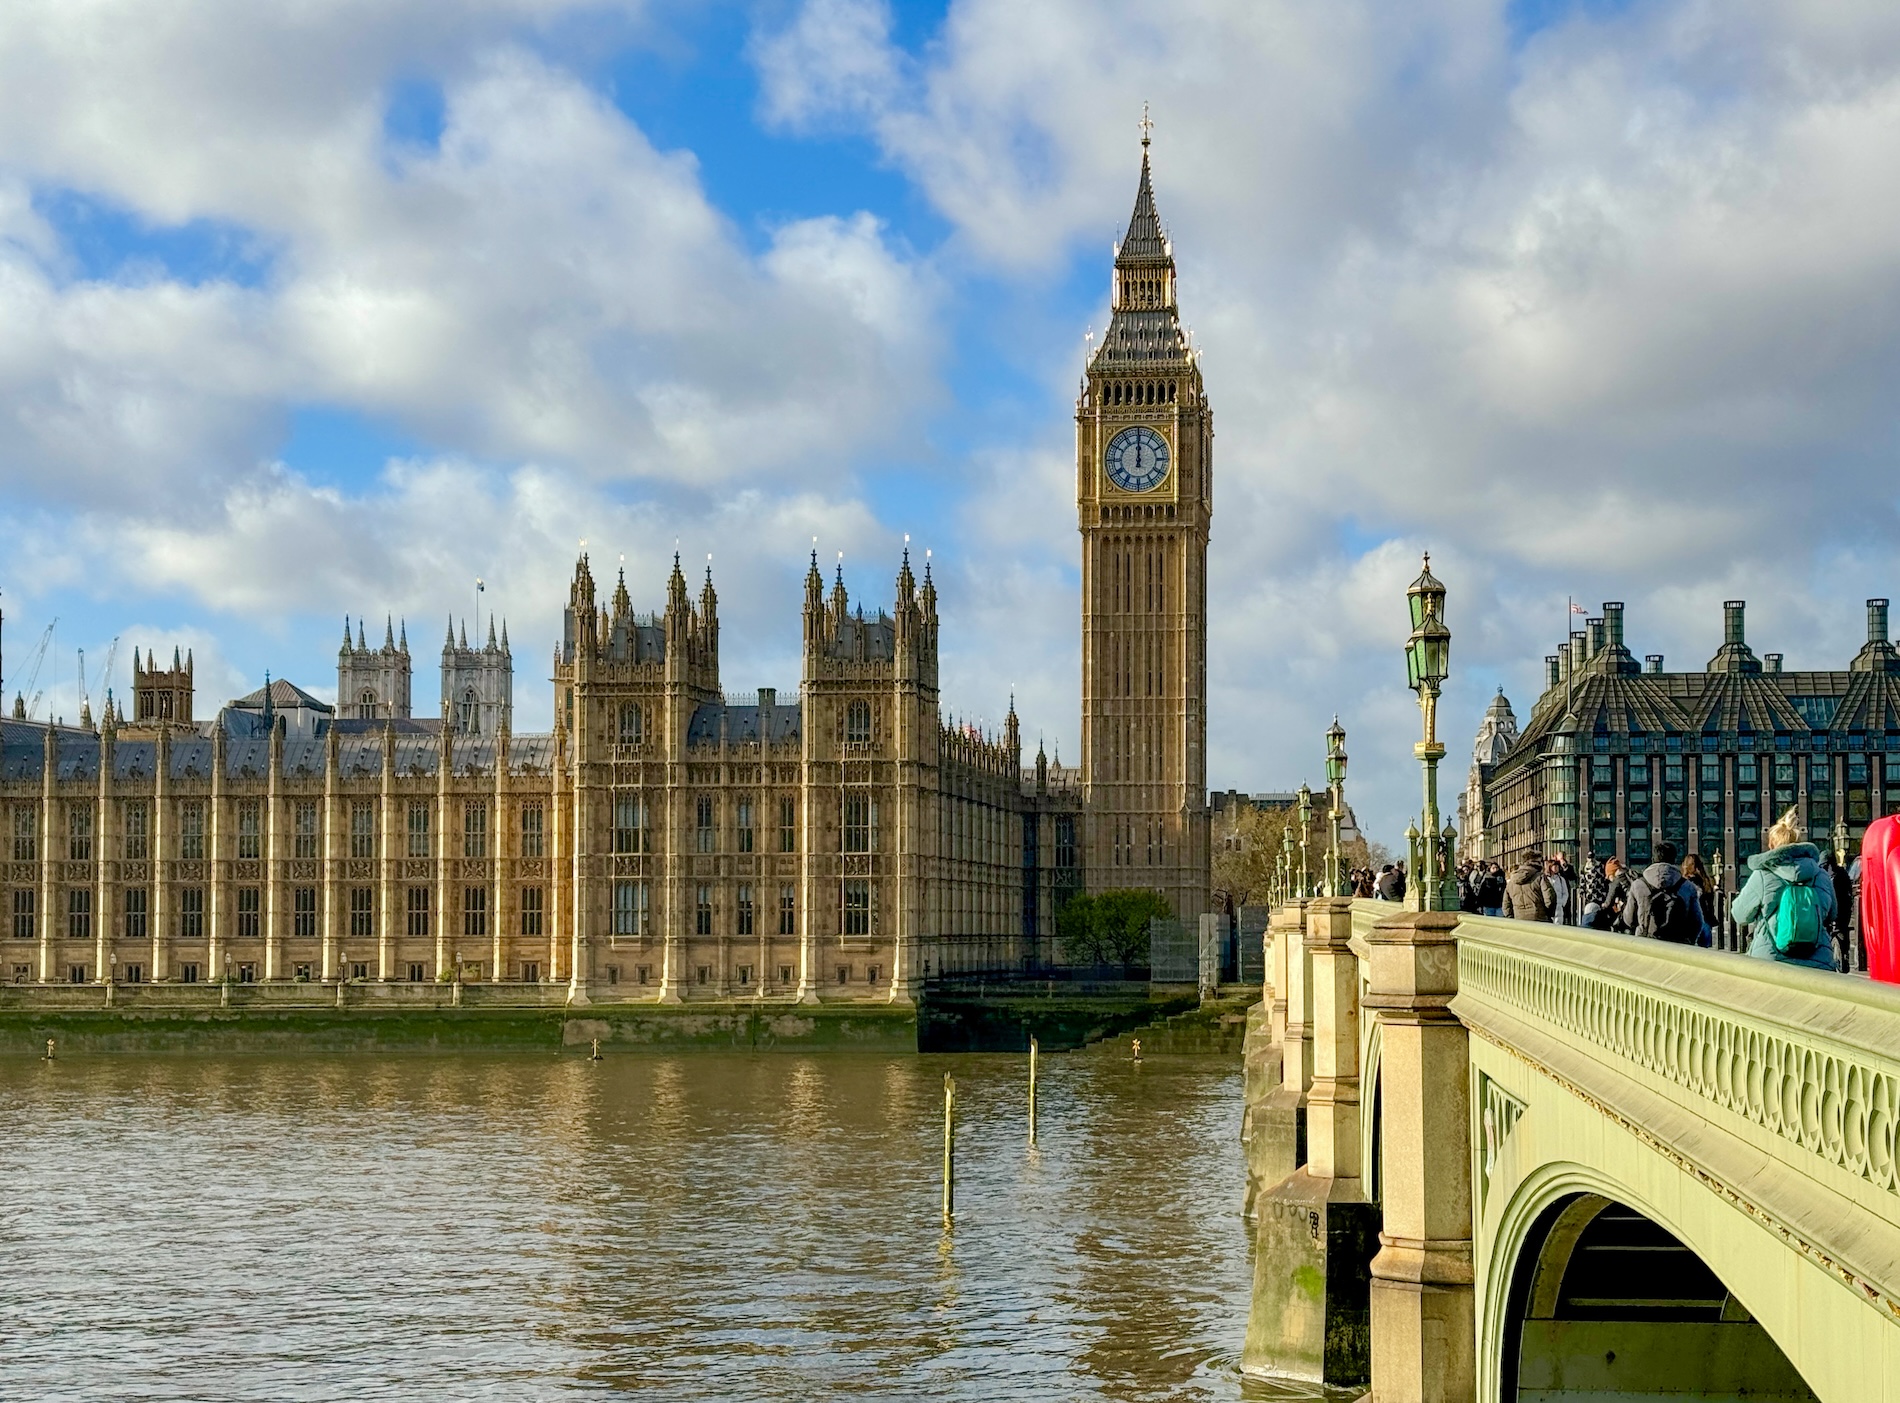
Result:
[1240, 898, 1900, 1402]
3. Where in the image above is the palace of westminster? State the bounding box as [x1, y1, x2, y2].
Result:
[0, 138, 1214, 1002]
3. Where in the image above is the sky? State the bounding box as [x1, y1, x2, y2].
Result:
[2, 0, 1899, 850]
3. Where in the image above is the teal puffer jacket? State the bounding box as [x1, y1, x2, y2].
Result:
[1730, 843, 1838, 971]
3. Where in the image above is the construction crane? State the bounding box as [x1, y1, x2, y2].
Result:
[100, 636, 119, 719]
[19, 619, 55, 720]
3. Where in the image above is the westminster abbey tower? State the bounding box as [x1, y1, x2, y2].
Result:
[1076, 130, 1213, 923]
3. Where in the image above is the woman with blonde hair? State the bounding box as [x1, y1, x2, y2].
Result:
[1730, 808, 1837, 970]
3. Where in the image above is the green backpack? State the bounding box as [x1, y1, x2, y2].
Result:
[1772, 875, 1822, 959]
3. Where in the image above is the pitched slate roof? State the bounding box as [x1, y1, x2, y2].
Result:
[231, 678, 332, 712]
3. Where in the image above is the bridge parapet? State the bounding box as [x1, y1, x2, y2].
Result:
[1454, 920, 1900, 1368]
[1243, 899, 1900, 1402]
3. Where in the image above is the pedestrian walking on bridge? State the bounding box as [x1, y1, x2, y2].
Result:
[1504, 856, 1555, 922]
[1732, 809, 1837, 971]
[1477, 861, 1506, 917]
[1624, 842, 1705, 945]
[1545, 857, 1572, 925]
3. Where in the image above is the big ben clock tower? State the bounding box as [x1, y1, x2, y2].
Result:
[1078, 121, 1211, 923]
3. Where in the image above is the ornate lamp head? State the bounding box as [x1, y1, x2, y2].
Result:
[1324, 717, 1347, 787]
[1297, 781, 1313, 826]
[1405, 553, 1451, 693]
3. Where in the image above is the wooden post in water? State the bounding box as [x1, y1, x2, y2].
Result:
[1028, 1036, 1039, 1147]
[942, 1072, 956, 1228]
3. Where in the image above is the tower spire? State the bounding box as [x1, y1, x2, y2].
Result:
[1119, 113, 1165, 261]
[1096, 116, 1185, 367]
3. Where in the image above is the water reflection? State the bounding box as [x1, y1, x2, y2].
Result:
[0, 1050, 1323, 1401]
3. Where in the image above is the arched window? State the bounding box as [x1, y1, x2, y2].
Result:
[459, 688, 479, 734]
[357, 689, 377, 719]
[619, 703, 642, 746]
[846, 700, 872, 746]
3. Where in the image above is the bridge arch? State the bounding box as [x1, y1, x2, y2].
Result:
[1486, 1164, 1817, 1402]
[1357, 1012, 1382, 1208]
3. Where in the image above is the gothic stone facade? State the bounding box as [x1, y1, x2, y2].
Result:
[0, 549, 1090, 1002]
[0, 144, 1209, 1001]
[1467, 597, 1900, 889]
[1076, 132, 1212, 922]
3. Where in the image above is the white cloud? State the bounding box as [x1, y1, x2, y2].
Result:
[750, 0, 903, 131]
[0, 12, 939, 512]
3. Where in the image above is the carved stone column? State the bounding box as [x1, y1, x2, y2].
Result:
[492, 725, 508, 982]
[378, 723, 396, 981]
[264, 716, 284, 981]
[321, 724, 339, 982]
[1244, 895, 1379, 1386]
[94, 721, 115, 982]
[1363, 908, 1472, 1403]
[1252, 899, 1311, 1185]
[549, 731, 565, 982]
[795, 691, 820, 1004]
[208, 725, 227, 981]
[38, 726, 56, 982]
[435, 730, 452, 980]
[153, 728, 171, 980]
[568, 718, 593, 1007]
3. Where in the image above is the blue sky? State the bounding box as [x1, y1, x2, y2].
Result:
[1, 0, 1897, 848]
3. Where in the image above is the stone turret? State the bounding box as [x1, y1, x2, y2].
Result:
[134, 647, 194, 727]
[338, 615, 412, 720]
[442, 612, 512, 737]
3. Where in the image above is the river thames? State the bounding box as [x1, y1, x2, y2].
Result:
[0, 1048, 1320, 1401]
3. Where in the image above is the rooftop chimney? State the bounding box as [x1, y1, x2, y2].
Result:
[1871, 599, 1890, 645]
[1604, 602, 1626, 649]
[1724, 600, 1746, 647]
[1644, 654, 1664, 674]
[1546, 655, 1561, 688]
[1587, 617, 1606, 658]
[1764, 653, 1783, 674]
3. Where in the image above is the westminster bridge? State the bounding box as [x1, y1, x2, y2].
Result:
[1240, 896, 1900, 1403]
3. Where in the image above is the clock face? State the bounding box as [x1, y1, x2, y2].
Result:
[1104, 425, 1170, 493]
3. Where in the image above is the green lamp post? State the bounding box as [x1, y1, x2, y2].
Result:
[1297, 782, 1314, 899]
[1280, 824, 1296, 906]
[1325, 717, 1348, 897]
[1404, 554, 1453, 912]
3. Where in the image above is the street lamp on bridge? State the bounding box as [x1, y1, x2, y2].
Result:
[1297, 782, 1313, 900]
[1405, 554, 1456, 912]
[1325, 717, 1347, 897]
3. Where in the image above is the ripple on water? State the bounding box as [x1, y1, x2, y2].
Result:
[0, 1050, 1327, 1402]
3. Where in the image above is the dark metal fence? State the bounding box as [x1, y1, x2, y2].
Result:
[1148, 917, 1196, 984]
[1237, 906, 1268, 984]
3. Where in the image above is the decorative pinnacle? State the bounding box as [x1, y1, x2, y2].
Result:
[1140, 102, 1152, 148]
